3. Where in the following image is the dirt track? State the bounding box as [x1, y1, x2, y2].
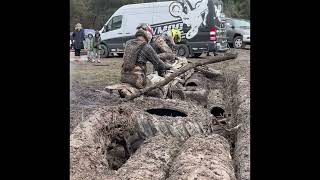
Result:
[70, 49, 250, 179]
[70, 49, 250, 133]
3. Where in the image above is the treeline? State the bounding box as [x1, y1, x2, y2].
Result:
[70, 0, 250, 31]
[223, 0, 250, 19]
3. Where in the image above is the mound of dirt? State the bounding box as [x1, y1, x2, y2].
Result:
[116, 135, 182, 179]
[168, 134, 236, 180]
[234, 76, 250, 180]
[70, 96, 237, 179]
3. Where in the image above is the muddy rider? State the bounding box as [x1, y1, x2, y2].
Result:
[153, 27, 182, 63]
[120, 24, 171, 91]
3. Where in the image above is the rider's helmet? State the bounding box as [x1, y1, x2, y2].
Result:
[136, 23, 154, 35]
[136, 23, 153, 42]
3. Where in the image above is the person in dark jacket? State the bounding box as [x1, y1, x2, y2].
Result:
[72, 23, 85, 56]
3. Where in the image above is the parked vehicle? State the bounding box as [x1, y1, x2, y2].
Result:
[98, 0, 228, 58]
[224, 18, 250, 49]
[83, 29, 95, 39]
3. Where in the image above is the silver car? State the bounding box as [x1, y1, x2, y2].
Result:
[224, 18, 250, 48]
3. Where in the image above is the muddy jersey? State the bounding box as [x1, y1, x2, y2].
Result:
[160, 31, 175, 48]
[153, 32, 176, 64]
[121, 38, 168, 89]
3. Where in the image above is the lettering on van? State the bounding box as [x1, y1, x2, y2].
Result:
[151, 21, 184, 35]
[169, 0, 209, 39]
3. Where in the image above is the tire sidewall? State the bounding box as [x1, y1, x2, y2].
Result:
[100, 44, 109, 58]
[177, 44, 190, 57]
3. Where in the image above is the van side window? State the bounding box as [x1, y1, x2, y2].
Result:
[225, 19, 233, 28]
[106, 15, 122, 32]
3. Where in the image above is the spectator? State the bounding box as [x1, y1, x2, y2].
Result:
[84, 34, 94, 62]
[72, 23, 85, 57]
[93, 31, 101, 63]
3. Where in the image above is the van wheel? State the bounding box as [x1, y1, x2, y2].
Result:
[192, 53, 202, 58]
[100, 44, 109, 58]
[233, 36, 245, 49]
[117, 53, 124, 57]
[176, 44, 189, 57]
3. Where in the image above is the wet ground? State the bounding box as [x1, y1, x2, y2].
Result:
[70, 49, 250, 133]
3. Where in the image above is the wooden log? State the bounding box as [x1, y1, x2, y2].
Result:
[124, 53, 238, 101]
[195, 66, 223, 79]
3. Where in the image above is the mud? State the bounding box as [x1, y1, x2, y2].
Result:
[70, 98, 236, 179]
[116, 135, 182, 179]
[70, 49, 250, 179]
[234, 76, 250, 180]
[130, 97, 232, 141]
[167, 134, 236, 180]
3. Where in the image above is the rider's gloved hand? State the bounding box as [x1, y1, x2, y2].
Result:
[165, 64, 173, 70]
[158, 70, 166, 77]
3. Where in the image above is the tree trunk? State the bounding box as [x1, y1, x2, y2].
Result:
[195, 66, 223, 79]
[92, 15, 97, 28]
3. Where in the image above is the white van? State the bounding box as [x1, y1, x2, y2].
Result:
[99, 0, 227, 58]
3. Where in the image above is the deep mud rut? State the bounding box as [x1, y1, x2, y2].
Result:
[70, 49, 250, 179]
